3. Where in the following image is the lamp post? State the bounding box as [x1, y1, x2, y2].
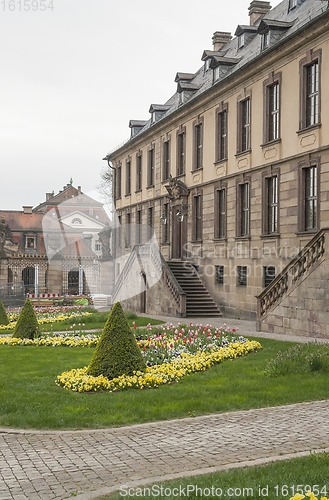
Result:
[102, 155, 116, 295]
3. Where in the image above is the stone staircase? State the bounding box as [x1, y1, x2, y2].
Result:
[166, 260, 222, 317]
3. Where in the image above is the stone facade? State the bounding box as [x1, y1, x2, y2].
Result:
[106, 0, 329, 321]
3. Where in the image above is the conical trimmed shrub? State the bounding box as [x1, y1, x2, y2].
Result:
[0, 300, 9, 326]
[13, 299, 39, 339]
[87, 302, 146, 379]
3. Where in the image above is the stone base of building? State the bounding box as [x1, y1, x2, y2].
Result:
[257, 257, 329, 338]
[120, 275, 184, 318]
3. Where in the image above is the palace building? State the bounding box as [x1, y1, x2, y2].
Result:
[105, 0, 329, 337]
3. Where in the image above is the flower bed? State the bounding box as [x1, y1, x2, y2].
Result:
[0, 305, 92, 330]
[0, 334, 99, 348]
[55, 322, 262, 392]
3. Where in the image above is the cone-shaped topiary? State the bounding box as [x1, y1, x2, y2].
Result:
[0, 300, 9, 326]
[13, 299, 39, 339]
[87, 301, 146, 379]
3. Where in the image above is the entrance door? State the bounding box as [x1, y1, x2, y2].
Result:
[171, 206, 187, 259]
[140, 271, 146, 313]
[22, 267, 35, 294]
[68, 270, 79, 295]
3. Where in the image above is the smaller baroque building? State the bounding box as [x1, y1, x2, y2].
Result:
[0, 183, 112, 303]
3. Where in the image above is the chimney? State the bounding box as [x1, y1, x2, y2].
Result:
[248, 1, 271, 25]
[22, 206, 33, 214]
[78, 186, 81, 195]
[46, 193, 52, 201]
[212, 31, 232, 51]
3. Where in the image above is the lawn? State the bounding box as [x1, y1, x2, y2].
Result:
[97, 452, 329, 500]
[1, 337, 329, 429]
[0, 309, 164, 335]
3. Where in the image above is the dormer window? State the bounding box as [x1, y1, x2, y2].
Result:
[204, 58, 211, 72]
[151, 112, 156, 124]
[179, 91, 184, 104]
[25, 233, 36, 251]
[214, 66, 220, 82]
[238, 33, 245, 49]
[262, 31, 270, 50]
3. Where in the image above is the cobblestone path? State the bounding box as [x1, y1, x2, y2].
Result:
[0, 400, 328, 500]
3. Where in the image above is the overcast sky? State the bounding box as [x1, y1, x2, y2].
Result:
[0, 0, 281, 212]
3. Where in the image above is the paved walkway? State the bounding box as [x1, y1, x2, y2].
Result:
[1, 314, 329, 500]
[0, 401, 329, 500]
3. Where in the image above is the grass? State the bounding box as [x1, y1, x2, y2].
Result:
[1, 337, 329, 430]
[96, 452, 329, 500]
[0, 310, 164, 335]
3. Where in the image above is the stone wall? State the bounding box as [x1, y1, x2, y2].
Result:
[257, 256, 329, 338]
[120, 272, 183, 317]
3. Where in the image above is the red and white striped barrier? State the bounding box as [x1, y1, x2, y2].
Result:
[26, 293, 85, 298]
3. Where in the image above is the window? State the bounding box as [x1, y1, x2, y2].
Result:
[238, 98, 251, 153]
[162, 203, 170, 243]
[305, 166, 317, 230]
[147, 147, 154, 187]
[116, 164, 122, 199]
[299, 50, 321, 131]
[298, 158, 320, 233]
[177, 131, 185, 176]
[263, 73, 281, 144]
[95, 240, 101, 252]
[72, 218, 82, 225]
[204, 58, 211, 72]
[136, 209, 142, 244]
[136, 153, 142, 191]
[267, 176, 278, 234]
[214, 188, 226, 239]
[216, 107, 228, 161]
[26, 236, 36, 249]
[117, 214, 122, 248]
[264, 266, 276, 287]
[238, 33, 244, 49]
[268, 83, 280, 141]
[240, 183, 250, 236]
[237, 266, 247, 286]
[262, 31, 270, 50]
[213, 66, 220, 82]
[193, 194, 202, 241]
[163, 140, 170, 181]
[193, 119, 203, 170]
[215, 265, 224, 285]
[125, 160, 131, 195]
[306, 62, 319, 127]
[125, 213, 131, 247]
[148, 206, 154, 240]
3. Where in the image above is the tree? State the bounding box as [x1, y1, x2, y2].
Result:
[87, 302, 146, 379]
[0, 300, 9, 326]
[13, 299, 39, 339]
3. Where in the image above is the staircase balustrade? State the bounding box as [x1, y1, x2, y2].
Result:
[111, 245, 186, 316]
[159, 254, 186, 316]
[257, 228, 327, 320]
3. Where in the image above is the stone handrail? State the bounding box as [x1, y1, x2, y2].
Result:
[111, 246, 138, 304]
[159, 254, 186, 317]
[256, 228, 327, 320]
[111, 244, 186, 316]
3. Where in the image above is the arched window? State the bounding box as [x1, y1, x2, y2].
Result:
[72, 218, 82, 225]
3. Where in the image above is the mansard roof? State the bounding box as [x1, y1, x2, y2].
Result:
[174, 72, 195, 82]
[257, 18, 294, 32]
[107, 0, 327, 156]
[235, 24, 258, 36]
